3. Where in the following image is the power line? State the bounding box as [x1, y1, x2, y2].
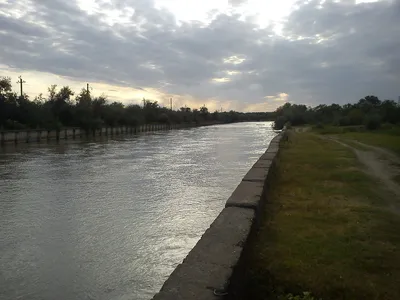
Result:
[16, 76, 26, 97]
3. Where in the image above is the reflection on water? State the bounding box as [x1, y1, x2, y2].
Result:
[0, 122, 275, 300]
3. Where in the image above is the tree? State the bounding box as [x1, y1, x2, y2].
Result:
[380, 100, 398, 124]
[53, 86, 74, 126]
[347, 108, 364, 125]
[0, 77, 12, 95]
[124, 104, 143, 126]
[0, 77, 15, 128]
[143, 99, 160, 123]
[48, 85, 57, 102]
[200, 105, 209, 114]
[75, 88, 93, 129]
[212, 110, 220, 121]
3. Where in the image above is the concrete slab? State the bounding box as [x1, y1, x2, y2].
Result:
[252, 159, 273, 169]
[153, 283, 220, 300]
[269, 141, 280, 147]
[153, 208, 254, 299]
[225, 181, 264, 209]
[156, 261, 233, 300]
[242, 167, 269, 182]
[183, 207, 255, 267]
[266, 144, 279, 153]
[160, 262, 232, 289]
[271, 133, 282, 143]
[258, 152, 277, 161]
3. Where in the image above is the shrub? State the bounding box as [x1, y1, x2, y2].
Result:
[5, 119, 25, 130]
[274, 116, 288, 130]
[364, 115, 381, 130]
[314, 122, 324, 129]
[158, 113, 170, 124]
[284, 121, 292, 129]
[312, 125, 344, 134]
[381, 123, 393, 130]
[338, 116, 351, 126]
[343, 126, 363, 133]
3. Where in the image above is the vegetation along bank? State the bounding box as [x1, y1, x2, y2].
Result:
[232, 130, 400, 300]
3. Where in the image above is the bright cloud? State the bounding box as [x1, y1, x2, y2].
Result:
[0, 0, 399, 112]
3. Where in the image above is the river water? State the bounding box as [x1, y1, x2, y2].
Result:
[0, 122, 276, 300]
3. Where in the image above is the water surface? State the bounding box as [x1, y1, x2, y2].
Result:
[0, 122, 276, 300]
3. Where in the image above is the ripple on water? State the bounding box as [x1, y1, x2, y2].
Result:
[0, 122, 276, 300]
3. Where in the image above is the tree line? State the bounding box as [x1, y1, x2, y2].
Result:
[273, 95, 400, 130]
[0, 77, 274, 130]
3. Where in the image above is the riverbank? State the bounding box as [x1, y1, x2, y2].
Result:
[152, 131, 283, 300]
[234, 131, 400, 300]
[0, 122, 276, 300]
[0, 121, 225, 146]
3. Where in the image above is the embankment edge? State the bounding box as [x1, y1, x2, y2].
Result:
[152, 131, 286, 300]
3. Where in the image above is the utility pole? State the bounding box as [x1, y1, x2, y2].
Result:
[17, 76, 26, 97]
[87, 83, 90, 94]
[143, 98, 146, 108]
[170, 98, 173, 110]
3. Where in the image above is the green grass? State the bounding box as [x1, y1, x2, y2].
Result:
[238, 132, 400, 300]
[311, 125, 400, 156]
[339, 132, 400, 156]
[394, 174, 400, 185]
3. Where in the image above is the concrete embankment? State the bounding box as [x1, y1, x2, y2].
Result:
[0, 122, 222, 146]
[152, 131, 285, 300]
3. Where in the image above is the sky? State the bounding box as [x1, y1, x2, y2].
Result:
[0, 0, 399, 112]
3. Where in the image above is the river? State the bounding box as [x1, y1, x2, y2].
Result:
[0, 122, 276, 300]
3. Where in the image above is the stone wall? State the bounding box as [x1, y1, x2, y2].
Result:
[152, 132, 285, 300]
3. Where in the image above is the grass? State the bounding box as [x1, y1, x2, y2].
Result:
[339, 132, 400, 156]
[394, 174, 400, 185]
[311, 125, 400, 156]
[236, 132, 400, 300]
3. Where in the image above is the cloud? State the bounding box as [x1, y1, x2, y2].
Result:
[228, 0, 248, 6]
[0, 0, 400, 111]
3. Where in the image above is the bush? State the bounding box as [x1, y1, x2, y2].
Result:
[274, 116, 288, 130]
[347, 109, 365, 125]
[314, 122, 324, 129]
[338, 116, 351, 126]
[5, 119, 25, 130]
[158, 113, 170, 124]
[284, 121, 292, 129]
[342, 126, 364, 133]
[381, 123, 393, 130]
[364, 115, 381, 130]
[313, 126, 344, 134]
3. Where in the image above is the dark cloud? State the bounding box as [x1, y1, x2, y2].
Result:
[0, 14, 49, 37]
[0, 0, 400, 109]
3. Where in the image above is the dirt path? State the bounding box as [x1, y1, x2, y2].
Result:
[294, 126, 311, 133]
[350, 140, 400, 164]
[325, 137, 400, 200]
